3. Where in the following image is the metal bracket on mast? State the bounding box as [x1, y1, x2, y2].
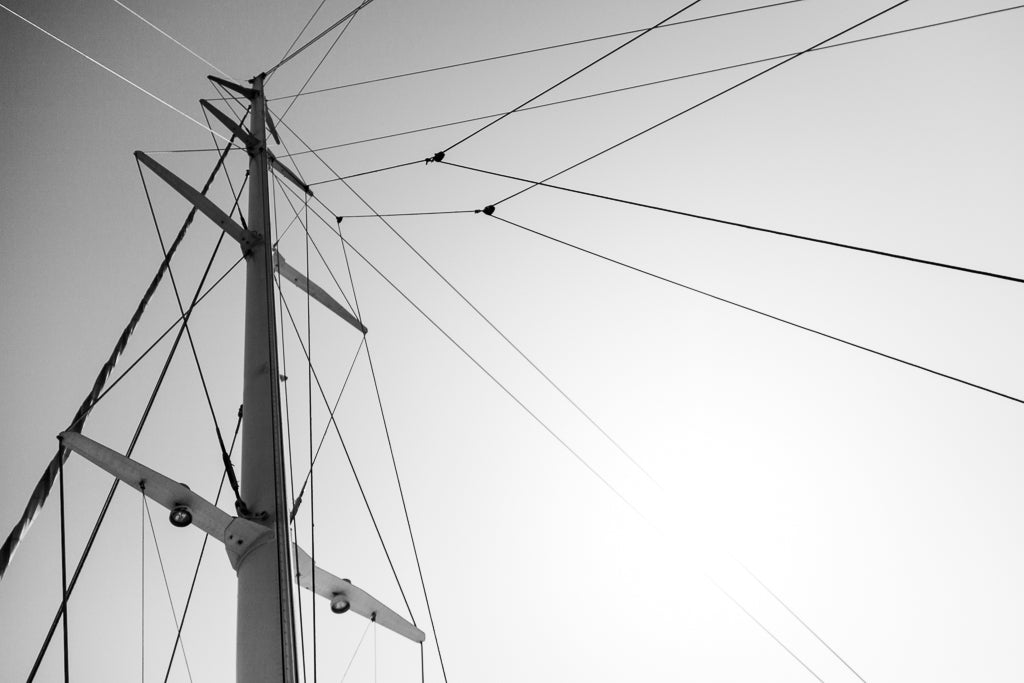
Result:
[274, 250, 366, 333]
[58, 432, 272, 570]
[207, 75, 257, 100]
[201, 99, 259, 150]
[134, 151, 260, 253]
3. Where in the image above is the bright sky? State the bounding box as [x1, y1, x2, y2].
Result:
[1, 0, 1023, 681]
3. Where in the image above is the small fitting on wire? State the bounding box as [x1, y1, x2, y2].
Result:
[335, 215, 344, 224]
[475, 205, 495, 216]
[425, 151, 445, 164]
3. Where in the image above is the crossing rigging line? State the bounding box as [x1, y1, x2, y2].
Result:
[440, 161, 1024, 286]
[492, 0, 915, 207]
[443, 0, 709, 154]
[285, 4, 1024, 158]
[276, 114, 663, 487]
[267, 0, 380, 76]
[268, 0, 807, 101]
[109, 0, 233, 78]
[488, 213, 1023, 405]
[277, 290, 418, 622]
[0, 3, 239, 147]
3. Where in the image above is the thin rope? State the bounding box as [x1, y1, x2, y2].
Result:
[267, 0, 378, 76]
[442, 0, 709, 153]
[58, 458, 69, 683]
[740, 562, 869, 682]
[162, 405, 241, 683]
[277, 291, 417, 619]
[282, 4, 1024, 159]
[143, 497, 195, 683]
[362, 337, 450, 683]
[25, 231, 231, 682]
[1, 136, 237, 584]
[494, 0, 915, 206]
[109, 0, 232, 78]
[276, 0, 370, 124]
[489, 213, 1024, 405]
[441, 161, 1024, 286]
[304, 194, 319, 683]
[339, 622, 372, 683]
[0, 3, 237, 146]
[141, 485, 145, 682]
[269, 0, 807, 101]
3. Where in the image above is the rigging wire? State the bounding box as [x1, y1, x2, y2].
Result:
[143, 497, 196, 683]
[492, 0, 915, 207]
[712, 578, 826, 683]
[739, 562, 869, 683]
[276, 0, 371, 125]
[304, 194, 320, 683]
[272, 170, 311, 683]
[442, 0, 709, 154]
[275, 122, 663, 488]
[339, 621, 373, 683]
[277, 290, 418, 620]
[266, 0, 379, 77]
[488, 213, 1024, 405]
[58, 459, 69, 683]
[137, 161, 250, 514]
[109, 0, 233, 78]
[440, 160, 1024, 286]
[273, 0, 331, 77]
[25, 230, 233, 683]
[0, 135, 240, 585]
[0, 3, 239, 147]
[361, 335, 451, 683]
[268, 0, 807, 102]
[286, 3, 1024, 159]
[162, 406, 242, 683]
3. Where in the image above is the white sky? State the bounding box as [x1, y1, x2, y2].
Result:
[1, 0, 1023, 681]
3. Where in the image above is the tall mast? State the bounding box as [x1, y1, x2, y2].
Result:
[236, 73, 299, 683]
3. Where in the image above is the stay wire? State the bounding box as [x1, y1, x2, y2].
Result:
[442, 0, 709, 153]
[267, 0, 379, 76]
[712, 578, 825, 683]
[339, 621, 372, 683]
[277, 290, 417, 619]
[489, 214, 1024, 405]
[441, 161, 1024, 287]
[362, 336, 451, 683]
[25, 230, 231, 683]
[271, 173, 358, 313]
[109, 0, 233, 78]
[272, 170, 310, 683]
[58, 457, 69, 683]
[143, 496, 195, 683]
[494, 0, 915, 207]
[328, 230, 648, 521]
[305, 194, 319, 683]
[277, 0, 370, 125]
[274, 0, 331, 77]
[298, 3, 1024, 157]
[162, 406, 241, 683]
[269, 0, 806, 102]
[0, 3, 238, 146]
[137, 161, 250, 514]
[282, 123, 662, 490]
[291, 339, 365, 519]
[739, 562, 868, 683]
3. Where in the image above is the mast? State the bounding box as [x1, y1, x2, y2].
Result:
[235, 73, 299, 683]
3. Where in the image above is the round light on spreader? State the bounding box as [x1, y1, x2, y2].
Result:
[169, 505, 193, 528]
[330, 596, 350, 614]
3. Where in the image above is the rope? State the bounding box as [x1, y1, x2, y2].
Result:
[441, 161, 1024, 286]
[0, 136, 236, 584]
[442, 0, 709, 153]
[488, 213, 1024, 405]
[268, 0, 807, 102]
[162, 405, 242, 683]
[494, 0, 915, 206]
[0, 3, 238, 146]
[267, 0, 378, 76]
[109, 0, 233, 78]
[143, 497, 195, 683]
[25, 229, 232, 683]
